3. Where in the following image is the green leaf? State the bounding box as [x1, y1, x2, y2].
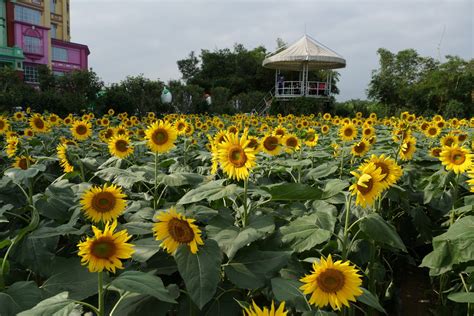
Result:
[280, 214, 331, 252]
[420, 216, 474, 275]
[312, 201, 338, 231]
[177, 180, 242, 204]
[359, 214, 407, 252]
[448, 292, 474, 303]
[4, 165, 45, 183]
[95, 167, 147, 189]
[175, 240, 222, 309]
[17, 292, 76, 316]
[41, 258, 98, 301]
[305, 163, 338, 180]
[158, 172, 204, 187]
[0, 281, 44, 316]
[207, 213, 275, 259]
[262, 183, 323, 201]
[321, 179, 349, 199]
[132, 237, 161, 263]
[35, 180, 76, 222]
[225, 248, 292, 289]
[110, 271, 176, 303]
[109, 293, 173, 316]
[271, 277, 310, 311]
[357, 287, 386, 314]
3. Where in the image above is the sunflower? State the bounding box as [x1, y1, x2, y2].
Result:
[80, 184, 127, 223]
[175, 119, 188, 135]
[57, 144, 74, 173]
[283, 134, 301, 153]
[440, 134, 458, 147]
[349, 162, 386, 208]
[247, 135, 261, 153]
[399, 136, 417, 161]
[362, 126, 375, 139]
[213, 130, 228, 145]
[439, 145, 473, 174]
[429, 147, 442, 158]
[274, 125, 287, 137]
[5, 136, 19, 158]
[23, 128, 34, 137]
[145, 120, 178, 153]
[217, 130, 256, 181]
[321, 124, 330, 135]
[304, 128, 319, 147]
[300, 255, 363, 311]
[0, 116, 9, 134]
[153, 207, 204, 254]
[339, 123, 358, 141]
[77, 220, 134, 273]
[261, 133, 282, 156]
[243, 301, 288, 316]
[13, 155, 34, 170]
[71, 120, 92, 141]
[467, 168, 474, 193]
[108, 135, 134, 159]
[29, 114, 48, 133]
[13, 112, 25, 122]
[351, 139, 370, 157]
[365, 154, 402, 188]
[424, 125, 440, 138]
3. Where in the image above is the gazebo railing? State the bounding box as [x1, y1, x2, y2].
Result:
[275, 80, 330, 98]
[275, 81, 303, 96]
[306, 81, 331, 97]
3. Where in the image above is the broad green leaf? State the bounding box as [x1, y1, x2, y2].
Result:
[320, 179, 349, 199]
[280, 214, 331, 252]
[312, 201, 338, 231]
[448, 292, 474, 303]
[110, 271, 176, 303]
[30, 223, 89, 239]
[4, 165, 45, 183]
[207, 213, 275, 259]
[177, 180, 242, 204]
[359, 214, 407, 252]
[305, 162, 338, 180]
[17, 292, 76, 316]
[158, 172, 204, 187]
[357, 287, 386, 314]
[41, 258, 98, 301]
[175, 240, 222, 309]
[262, 183, 323, 201]
[225, 248, 292, 289]
[109, 292, 173, 316]
[95, 167, 147, 189]
[420, 216, 474, 275]
[35, 180, 76, 222]
[0, 281, 44, 316]
[132, 237, 161, 262]
[271, 277, 310, 311]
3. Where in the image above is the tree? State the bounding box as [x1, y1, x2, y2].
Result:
[177, 51, 200, 83]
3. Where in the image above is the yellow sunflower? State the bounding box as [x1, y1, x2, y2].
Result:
[440, 134, 458, 147]
[304, 128, 319, 147]
[57, 143, 74, 173]
[339, 123, 358, 141]
[71, 120, 92, 141]
[362, 126, 375, 139]
[424, 125, 440, 138]
[13, 155, 35, 170]
[283, 133, 301, 153]
[0, 116, 10, 134]
[429, 147, 442, 158]
[29, 115, 48, 133]
[77, 220, 134, 273]
[274, 125, 287, 138]
[247, 135, 261, 153]
[349, 162, 386, 208]
[217, 130, 257, 181]
[321, 124, 330, 135]
[467, 168, 474, 192]
[243, 301, 288, 316]
[175, 119, 188, 135]
[13, 112, 25, 122]
[351, 139, 370, 157]
[365, 154, 403, 188]
[399, 136, 416, 161]
[5, 136, 19, 158]
[23, 128, 34, 138]
[439, 145, 473, 174]
[108, 135, 134, 159]
[81, 184, 127, 223]
[145, 120, 178, 153]
[261, 133, 282, 156]
[153, 207, 204, 254]
[300, 255, 363, 311]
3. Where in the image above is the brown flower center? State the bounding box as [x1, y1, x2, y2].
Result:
[450, 150, 466, 165]
[428, 127, 437, 136]
[353, 142, 366, 153]
[374, 162, 389, 179]
[228, 145, 247, 167]
[76, 124, 88, 135]
[91, 237, 116, 259]
[18, 158, 29, 170]
[34, 118, 44, 129]
[115, 139, 129, 152]
[357, 178, 374, 195]
[286, 137, 298, 148]
[344, 127, 353, 137]
[248, 138, 259, 149]
[275, 129, 285, 137]
[177, 123, 186, 131]
[92, 192, 116, 213]
[317, 268, 345, 293]
[152, 129, 168, 145]
[263, 136, 279, 151]
[168, 218, 195, 243]
[0, 121, 5, 129]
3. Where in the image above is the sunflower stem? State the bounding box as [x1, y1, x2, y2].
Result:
[154, 152, 159, 210]
[342, 193, 352, 260]
[242, 178, 249, 227]
[97, 271, 104, 316]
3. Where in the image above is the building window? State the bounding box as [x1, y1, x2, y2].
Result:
[51, 24, 57, 39]
[52, 46, 68, 62]
[50, 0, 56, 13]
[24, 36, 42, 54]
[24, 65, 39, 83]
[53, 70, 65, 76]
[15, 5, 41, 25]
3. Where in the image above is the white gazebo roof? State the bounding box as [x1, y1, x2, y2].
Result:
[262, 35, 346, 71]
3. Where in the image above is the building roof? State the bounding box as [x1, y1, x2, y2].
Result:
[262, 35, 346, 71]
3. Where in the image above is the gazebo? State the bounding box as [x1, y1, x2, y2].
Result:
[262, 35, 346, 100]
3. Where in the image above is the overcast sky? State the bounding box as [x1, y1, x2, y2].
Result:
[71, 0, 473, 101]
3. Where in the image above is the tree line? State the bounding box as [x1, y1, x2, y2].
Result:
[0, 44, 471, 117]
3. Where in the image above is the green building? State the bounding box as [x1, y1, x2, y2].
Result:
[0, 0, 23, 71]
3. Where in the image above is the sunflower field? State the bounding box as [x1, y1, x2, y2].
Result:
[0, 109, 473, 316]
